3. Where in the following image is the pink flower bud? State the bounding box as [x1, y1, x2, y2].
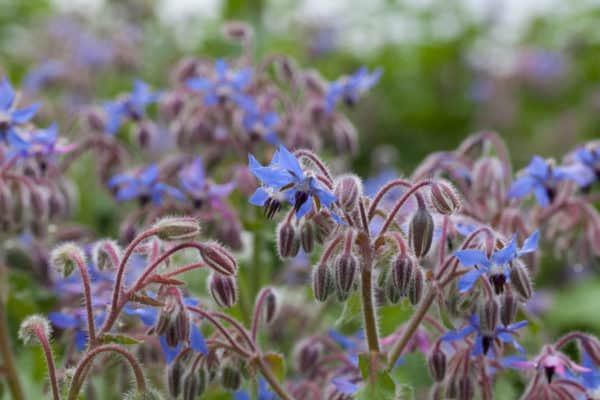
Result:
[479, 298, 499, 338]
[408, 207, 435, 258]
[208, 273, 238, 308]
[334, 174, 362, 213]
[408, 266, 424, 306]
[277, 221, 299, 259]
[391, 254, 414, 296]
[500, 291, 518, 327]
[300, 221, 315, 254]
[427, 347, 447, 382]
[334, 254, 358, 301]
[154, 217, 201, 242]
[430, 181, 461, 215]
[312, 263, 334, 302]
[200, 242, 237, 276]
[509, 260, 533, 301]
[457, 375, 474, 400]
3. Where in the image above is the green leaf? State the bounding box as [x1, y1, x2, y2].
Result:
[99, 333, 141, 345]
[354, 369, 396, 400]
[335, 291, 362, 327]
[263, 352, 285, 381]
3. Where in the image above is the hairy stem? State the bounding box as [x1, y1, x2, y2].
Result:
[33, 326, 60, 400]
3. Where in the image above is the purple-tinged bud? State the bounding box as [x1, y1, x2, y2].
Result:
[174, 310, 191, 345]
[86, 107, 106, 132]
[295, 340, 322, 375]
[222, 21, 253, 42]
[304, 70, 326, 95]
[500, 291, 518, 327]
[92, 240, 122, 271]
[200, 242, 237, 276]
[430, 181, 461, 215]
[385, 274, 401, 304]
[182, 370, 200, 400]
[209, 273, 238, 308]
[300, 221, 315, 254]
[50, 243, 85, 278]
[333, 116, 358, 155]
[479, 298, 499, 336]
[153, 295, 177, 336]
[427, 348, 447, 382]
[263, 290, 278, 324]
[334, 175, 362, 213]
[275, 57, 299, 85]
[408, 207, 435, 258]
[18, 315, 51, 345]
[312, 263, 334, 302]
[457, 375, 474, 400]
[334, 254, 358, 301]
[221, 363, 242, 391]
[165, 324, 179, 348]
[509, 260, 533, 301]
[134, 121, 158, 149]
[154, 217, 201, 242]
[408, 267, 424, 306]
[160, 92, 184, 120]
[313, 210, 336, 244]
[277, 221, 300, 259]
[29, 185, 48, 221]
[167, 360, 184, 398]
[391, 254, 414, 296]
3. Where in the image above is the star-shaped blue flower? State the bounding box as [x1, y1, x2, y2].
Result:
[508, 156, 595, 207]
[454, 231, 539, 294]
[49, 310, 106, 352]
[187, 59, 252, 106]
[574, 145, 600, 183]
[104, 79, 159, 135]
[0, 78, 40, 141]
[248, 146, 338, 221]
[107, 164, 185, 205]
[179, 157, 235, 208]
[325, 67, 382, 113]
[235, 95, 280, 145]
[441, 315, 528, 356]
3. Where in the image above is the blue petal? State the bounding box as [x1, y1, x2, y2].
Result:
[276, 145, 304, 179]
[331, 377, 360, 395]
[186, 77, 212, 91]
[491, 237, 517, 265]
[0, 78, 15, 109]
[507, 320, 528, 331]
[48, 312, 79, 328]
[441, 325, 476, 342]
[140, 164, 159, 184]
[233, 391, 251, 400]
[159, 336, 181, 364]
[533, 185, 551, 207]
[249, 187, 269, 206]
[471, 335, 484, 356]
[526, 156, 550, 179]
[75, 329, 88, 352]
[518, 231, 539, 255]
[11, 103, 40, 124]
[123, 306, 157, 326]
[454, 249, 490, 268]
[508, 176, 536, 199]
[457, 268, 485, 293]
[190, 325, 208, 355]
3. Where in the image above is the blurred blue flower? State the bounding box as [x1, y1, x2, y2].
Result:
[0, 78, 40, 141]
[233, 377, 278, 400]
[574, 145, 600, 183]
[108, 164, 184, 205]
[454, 231, 538, 293]
[49, 310, 106, 352]
[248, 145, 338, 220]
[7, 123, 73, 159]
[187, 59, 252, 106]
[179, 157, 235, 208]
[23, 60, 66, 93]
[508, 156, 595, 207]
[104, 79, 159, 134]
[441, 315, 528, 356]
[235, 95, 280, 145]
[325, 67, 382, 113]
[328, 329, 364, 366]
[331, 376, 360, 396]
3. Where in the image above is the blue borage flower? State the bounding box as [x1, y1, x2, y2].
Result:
[0, 77, 40, 142]
[186, 59, 252, 106]
[324, 67, 382, 113]
[7, 123, 73, 159]
[454, 230, 539, 294]
[107, 164, 185, 205]
[49, 310, 106, 352]
[178, 157, 235, 208]
[248, 145, 339, 221]
[104, 79, 159, 135]
[234, 94, 280, 145]
[123, 296, 208, 363]
[328, 329, 364, 366]
[442, 315, 528, 356]
[233, 377, 278, 400]
[573, 144, 600, 183]
[508, 155, 595, 207]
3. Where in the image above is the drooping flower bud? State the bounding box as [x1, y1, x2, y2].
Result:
[154, 217, 201, 242]
[391, 254, 414, 296]
[167, 360, 184, 398]
[300, 221, 315, 254]
[277, 221, 299, 259]
[263, 290, 278, 324]
[208, 273, 238, 308]
[312, 263, 334, 302]
[92, 240, 122, 271]
[313, 210, 336, 244]
[222, 21, 253, 42]
[457, 375, 474, 400]
[408, 207, 435, 258]
[182, 370, 200, 400]
[221, 363, 242, 391]
[500, 291, 518, 327]
[384, 272, 402, 304]
[153, 294, 178, 336]
[427, 347, 447, 382]
[334, 174, 362, 213]
[430, 181, 461, 215]
[295, 340, 322, 375]
[509, 260, 533, 300]
[479, 298, 499, 355]
[174, 309, 191, 345]
[408, 267, 424, 305]
[18, 315, 51, 345]
[200, 242, 237, 275]
[50, 242, 85, 278]
[334, 253, 358, 301]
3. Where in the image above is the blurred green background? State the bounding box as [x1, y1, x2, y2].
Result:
[1, 0, 600, 398]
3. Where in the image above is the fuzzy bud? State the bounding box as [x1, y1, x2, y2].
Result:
[334, 175, 362, 213]
[209, 273, 238, 308]
[430, 181, 461, 215]
[427, 347, 447, 382]
[263, 290, 278, 324]
[509, 261, 533, 300]
[300, 221, 315, 254]
[457, 375, 474, 400]
[50, 242, 85, 278]
[221, 363, 242, 391]
[312, 263, 334, 302]
[384, 273, 402, 304]
[167, 360, 184, 398]
[92, 240, 121, 271]
[295, 340, 322, 375]
[182, 370, 200, 400]
[313, 210, 336, 244]
[18, 315, 51, 345]
[391, 254, 414, 296]
[277, 221, 300, 259]
[153, 295, 178, 336]
[408, 207, 435, 258]
[408, 267, 424, 305]
[334, 253, 358, 301]
[500, 291, 518, 327]
[154, 217, 200, 242]
[200, 242, 237, 275]
[479, 298, 499, 337]
[174, 309, 191, 345]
